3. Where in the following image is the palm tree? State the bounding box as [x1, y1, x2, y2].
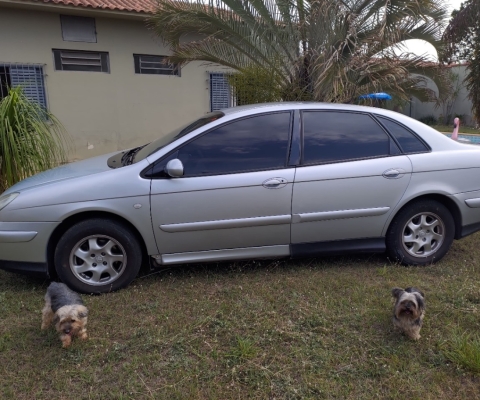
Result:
[0, 87, 69, 191]
[150, 0, 449, 104]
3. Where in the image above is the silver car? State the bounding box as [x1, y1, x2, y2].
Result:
[1, 103, 480, 293]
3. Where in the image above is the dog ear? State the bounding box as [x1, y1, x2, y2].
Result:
[414, 293, 425, 310]
[392, 287, 404, 299]
[78, 306, 88, 319]
[53, 314, 60, 325]
[405, 287, 425, 298]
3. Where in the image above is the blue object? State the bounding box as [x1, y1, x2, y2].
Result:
[358, 92, 392, 100]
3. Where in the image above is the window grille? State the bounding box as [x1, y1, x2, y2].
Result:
[53, 49, 110, 73]
[209, 73, 235, 111]
[133, 54, 179, 76]
[0, 63, 47, 108]
[60, 15, 97, 43]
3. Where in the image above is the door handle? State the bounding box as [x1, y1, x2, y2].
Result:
[382, 168, 405, 179]
[263, 177, 288, 189]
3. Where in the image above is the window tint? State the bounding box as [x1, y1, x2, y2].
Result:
[302, 111, 391, 164]
[377, 117, 429, 153]
[178, 112, 291, 176]
[134, 112, 224, 163]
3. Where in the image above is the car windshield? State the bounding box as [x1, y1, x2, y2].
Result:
[133, 111, 225, 163]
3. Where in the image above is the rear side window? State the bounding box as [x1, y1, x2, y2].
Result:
[377, 116, 429, 153]
[178, 112, 291, 176]
[302, 111, 392, 164]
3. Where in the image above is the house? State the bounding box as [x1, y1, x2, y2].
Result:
[0, 0, 232, 160]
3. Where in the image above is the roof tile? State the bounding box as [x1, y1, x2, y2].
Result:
[12, 0, 157, 13]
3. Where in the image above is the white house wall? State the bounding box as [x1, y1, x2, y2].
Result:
[411, 65, 474, 126]
[0, 7, 214, 160]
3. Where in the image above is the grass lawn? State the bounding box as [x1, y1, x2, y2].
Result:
[432, 125, 480, 135]
[2, 234, 480, 399]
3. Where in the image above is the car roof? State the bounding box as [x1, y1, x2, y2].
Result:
[221, 102, 393, 115]
[219, 102, 467, 152]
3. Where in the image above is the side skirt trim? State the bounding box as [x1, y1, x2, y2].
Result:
[291, 238, 386, 258]
[156, 244, 290, 265]
[459, 222, 480, 239]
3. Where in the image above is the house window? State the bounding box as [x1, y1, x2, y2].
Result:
[53, 49, 110, 73]
[209, 73, 234, 111]
[0, 63, 47, 108]
[60, 15, 97, 43]
[133, 54, 179, 76]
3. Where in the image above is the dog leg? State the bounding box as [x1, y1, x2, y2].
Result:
[79, 328, 88, 340]
[41, 305, 54, 330]
[60, 334, 72, 348]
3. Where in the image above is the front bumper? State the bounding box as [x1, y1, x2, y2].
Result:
[0, 221, 59, 275]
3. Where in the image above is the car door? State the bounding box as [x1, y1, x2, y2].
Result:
[291, 110, 413, 247]
[149, 111, 295, 263]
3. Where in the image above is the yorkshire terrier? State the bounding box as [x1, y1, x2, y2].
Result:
[41, 282, 89, 348]
[392, 287, 425, 340]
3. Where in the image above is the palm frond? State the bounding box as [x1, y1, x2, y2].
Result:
[0, 87, 70, 191]
[149, 0, 449, 104]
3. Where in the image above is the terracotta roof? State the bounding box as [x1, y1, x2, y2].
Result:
[11, 0, 157, 13]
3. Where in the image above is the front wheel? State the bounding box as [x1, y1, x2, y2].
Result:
[386, 200, 455, 265]
[54, 218, 143, 294]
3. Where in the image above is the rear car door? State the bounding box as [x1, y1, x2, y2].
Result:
[291, 110, 413, 248]
[149, 111, 295, 263]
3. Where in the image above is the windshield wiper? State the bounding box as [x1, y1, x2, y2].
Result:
[121, 145, 146, 166]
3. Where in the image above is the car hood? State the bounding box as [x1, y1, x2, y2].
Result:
[2, 152, 117, 195]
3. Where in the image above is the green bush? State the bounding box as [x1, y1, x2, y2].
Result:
[0, 87, 69, 192]
[418, 115, 438, 125]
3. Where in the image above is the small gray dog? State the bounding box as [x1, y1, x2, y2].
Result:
[392, 287, 425, 340]
[41, 282, 88, 348]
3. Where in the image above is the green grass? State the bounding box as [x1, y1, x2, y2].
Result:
[443, 331, 480, 374]
[2, 233, 480, 398]
[432, 125, 480, 135]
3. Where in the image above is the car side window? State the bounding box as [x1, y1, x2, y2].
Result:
[376, 116, 429, 153]
[302, 111, 394, 164]
[177, 112, 292, 177]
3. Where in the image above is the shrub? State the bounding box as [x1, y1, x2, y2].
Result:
[418, 115, 438, 125]
[0, 87, 69, 192]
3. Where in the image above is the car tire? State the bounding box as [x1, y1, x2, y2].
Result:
[386, 200, 455, 266]
[54, 218, 143, 294]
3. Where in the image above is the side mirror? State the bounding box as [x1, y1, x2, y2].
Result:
[165, 159, 184, 178]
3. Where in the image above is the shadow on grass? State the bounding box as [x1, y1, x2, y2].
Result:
[135, 252, 391, 284]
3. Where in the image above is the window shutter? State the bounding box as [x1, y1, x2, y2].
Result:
[210, 73, 231, 111]
[60, 15, 97, 43]
[9, 65, 47, 109]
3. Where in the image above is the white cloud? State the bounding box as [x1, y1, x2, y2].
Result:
[402, 0, 465, 61]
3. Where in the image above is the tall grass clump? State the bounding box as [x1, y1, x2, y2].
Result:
[443, 331, 480, 374]
[0, 87, 69, 192]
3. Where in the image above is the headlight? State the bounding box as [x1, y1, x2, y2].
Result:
[0, 192, 19, 211]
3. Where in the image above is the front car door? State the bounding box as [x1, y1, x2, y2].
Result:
[149, 111, 295, 264]
[291, 110, 415, 254]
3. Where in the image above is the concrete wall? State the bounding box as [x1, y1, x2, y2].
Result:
[0, 6, 216, 160]
[410, 65, 474, 126]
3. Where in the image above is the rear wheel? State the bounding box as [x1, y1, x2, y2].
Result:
[386, 200, 455, 265]
[54, 218, 143, 294]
